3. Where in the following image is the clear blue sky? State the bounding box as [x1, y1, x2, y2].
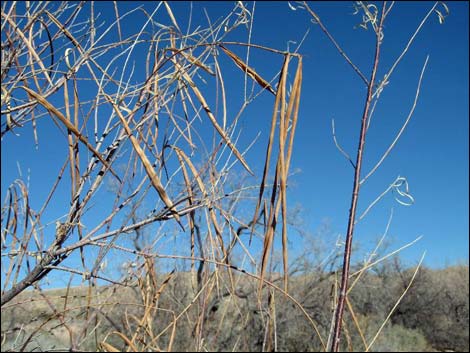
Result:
[1, 2, 468, 288]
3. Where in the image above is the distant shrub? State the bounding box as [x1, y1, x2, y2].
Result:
[370, 323, 431, 352]
[391, 265, 469, 352]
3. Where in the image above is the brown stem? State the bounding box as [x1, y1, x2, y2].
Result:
[330, 3, 386, 351]
[1, 252, 56, 306]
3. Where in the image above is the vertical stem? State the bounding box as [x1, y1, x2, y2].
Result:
[330, 4, 385, 351]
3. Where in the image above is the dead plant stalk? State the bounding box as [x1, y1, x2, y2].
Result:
[330, 4, 386, 352]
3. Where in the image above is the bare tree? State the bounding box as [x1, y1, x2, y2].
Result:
[0, 1, 313, 350]
[298, 1, 449, 350]
[1, 2, 457, 352]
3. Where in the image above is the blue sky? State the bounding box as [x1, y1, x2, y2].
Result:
[1, 1, 468, 288]
[282, 1, 470, 267]
[232, 0, 469, 268]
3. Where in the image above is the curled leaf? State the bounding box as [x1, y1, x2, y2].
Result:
[288, 2, 297, 11]
[392, 176, 415, 206]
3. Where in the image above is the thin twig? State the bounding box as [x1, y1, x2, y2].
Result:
[302, 2, 369, 86]
[366, 252, 427, 351]
[361, 56, 429, 185]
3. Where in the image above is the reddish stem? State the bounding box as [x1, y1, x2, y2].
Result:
[330, 3, 386, 351]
